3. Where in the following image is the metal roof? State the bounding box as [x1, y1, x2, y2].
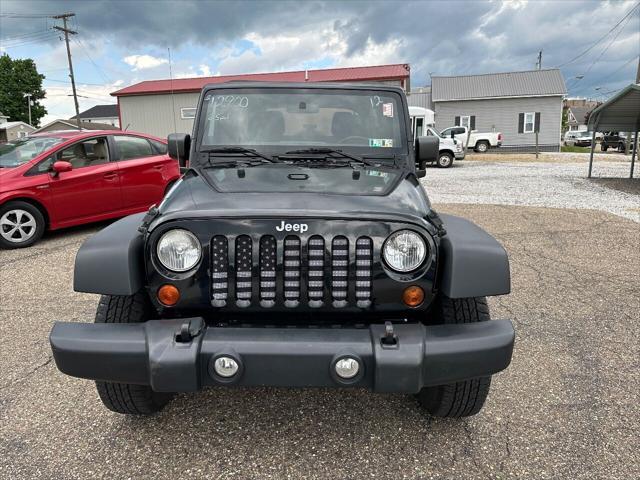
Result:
[567, 106, 593, 125]
[431, 69, 567, 102]
[0, 121, 34, 130]
[70, 104, 118, 119]
[33, 119, 119, 133]
[111, 64, 410, 97]
[588, 84, 640, 131]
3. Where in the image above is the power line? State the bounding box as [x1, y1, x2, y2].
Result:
[0, 13, 59, 18]
[1, 29, 53, 41]
[556, 2, 639, 68]
[72, 37, 113, 83]
[597, 55, 639, 85]
[44, 78, 107, 86]
[0, 31, 59, 48]
[567, 12, 635, 91]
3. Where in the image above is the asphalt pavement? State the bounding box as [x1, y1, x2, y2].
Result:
[1, 183, 639, 479]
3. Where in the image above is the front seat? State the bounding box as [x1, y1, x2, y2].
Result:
[91, 141, 109, 165]
[69, 143, 88, 168]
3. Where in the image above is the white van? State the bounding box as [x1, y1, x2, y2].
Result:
[409, 106, 435, 139]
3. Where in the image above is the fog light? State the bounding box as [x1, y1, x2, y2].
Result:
[157, 284, 180, 306]
[213, 356, 239, 378]
[402, 285, 424, 307]
[335, 357, 360, 379]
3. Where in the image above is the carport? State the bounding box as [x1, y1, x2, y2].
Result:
[587, 83, 640, 178]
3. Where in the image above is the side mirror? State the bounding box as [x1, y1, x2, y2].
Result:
[416, 169, 426, 178]
[450, 131, 456, 139]
[415, 136, 439, 165]
[52, 160, 72, 174]
[167, 133, 191, 168]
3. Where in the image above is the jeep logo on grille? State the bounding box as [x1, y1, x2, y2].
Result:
[276, 221, 308, 233]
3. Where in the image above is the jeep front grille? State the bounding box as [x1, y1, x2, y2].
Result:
[209, 234, 374, 309]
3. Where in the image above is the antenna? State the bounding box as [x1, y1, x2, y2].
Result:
[168, 47, 177, 133]
[537, 50, 543, 70]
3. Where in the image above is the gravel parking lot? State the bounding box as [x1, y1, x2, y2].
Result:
[1, 160, 639, 479]
[423, 159, 639, 222]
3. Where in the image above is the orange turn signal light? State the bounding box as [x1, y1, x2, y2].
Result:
[157, 284, 180, 306]
[402, 285, 424, 307]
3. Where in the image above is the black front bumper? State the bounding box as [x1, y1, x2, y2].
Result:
[50, 319, 514, 393]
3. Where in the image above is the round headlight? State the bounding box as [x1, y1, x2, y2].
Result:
[383, 230, 427, 272]
[157, 229, 201, 272]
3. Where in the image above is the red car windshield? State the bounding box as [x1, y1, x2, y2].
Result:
[0, 136, 64, 168]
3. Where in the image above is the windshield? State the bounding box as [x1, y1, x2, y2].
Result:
[0, 136, 64, 168]
[198, 89, 406, 155]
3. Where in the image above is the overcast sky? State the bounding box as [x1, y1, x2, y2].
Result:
[1, 0, 638, 124]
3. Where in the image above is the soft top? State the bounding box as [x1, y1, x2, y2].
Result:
[201, 82, 406, 94]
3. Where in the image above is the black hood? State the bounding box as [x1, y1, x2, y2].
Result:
[151, 167, 432, 230]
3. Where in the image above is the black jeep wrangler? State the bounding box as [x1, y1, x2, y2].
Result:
[50, 83, 514, 417]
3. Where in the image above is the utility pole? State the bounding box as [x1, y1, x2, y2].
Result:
[53, 13, 81, 129]
[537, 51, 543, 70]
[24, 93, 32, 125]
[636, 55, 640, 84]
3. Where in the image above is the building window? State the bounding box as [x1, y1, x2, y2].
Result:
[460, 115, 471, 129]
[524, 112, 535, 133]
[18, 131, 28, 138]
[181, 107, 196, 119]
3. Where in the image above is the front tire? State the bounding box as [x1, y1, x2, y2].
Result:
[95, 293, 174, 415]
[437, 152, 454, 168]
[0, 201, 45, 249]
[416, 296, 492, 417]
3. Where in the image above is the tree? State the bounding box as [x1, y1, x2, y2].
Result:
[0, 54, 47, 127]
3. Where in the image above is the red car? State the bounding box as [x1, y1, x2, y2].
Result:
[0, 130, 180, 248]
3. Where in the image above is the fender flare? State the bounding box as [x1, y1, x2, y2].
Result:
[73, 213, 146, 295]
[438, 214, 510, 298]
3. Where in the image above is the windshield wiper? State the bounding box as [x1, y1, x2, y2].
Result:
[202, 147, 278, 163]
[282, 148, 377, 167]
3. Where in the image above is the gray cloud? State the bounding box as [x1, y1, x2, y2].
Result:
[1, 0, 638, 98]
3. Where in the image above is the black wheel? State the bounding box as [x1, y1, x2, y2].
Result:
[436, 152, 454, 168]
[95, 292, 174, 415]
[0, 200, 46, 249]
[601, 144, 608, 152]
[475, 141, 489, 153]
[416, 296, 492, 417]
[617, 143, 625, 153]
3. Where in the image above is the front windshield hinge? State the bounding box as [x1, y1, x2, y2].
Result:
[426, 209, 447, 237]
[138, 204, 160, 234]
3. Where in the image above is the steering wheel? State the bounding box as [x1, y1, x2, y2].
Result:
[338, 136, 369, 145]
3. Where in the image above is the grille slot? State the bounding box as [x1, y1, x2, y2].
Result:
[259, 236, 277, 308]
[283, 236, 301, 307]
[331, 236, 349, 308]
[235, 235, 253, 307]
[307, 235, 325, 307]
[355, 237, 373, 308]
[211, 236, 229, 307]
